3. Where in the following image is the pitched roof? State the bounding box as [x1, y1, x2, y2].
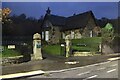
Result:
[63, 11, 95, 31]
[43, 10, 96, 31]
[46, 14, 66, 26]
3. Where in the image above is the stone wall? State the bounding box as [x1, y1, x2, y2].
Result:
[82, 16, 97, 37]
[63, 29, 82, 39]
[49, 26, 61, 44]
[73, 52, 95, 56]
[2, 56, 23, 65]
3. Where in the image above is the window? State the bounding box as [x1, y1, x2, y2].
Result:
[42, 32, 44, 39]
[45, 31, 49, 41]
[90, 31, 93, 37]
[71, 31, 74, 39]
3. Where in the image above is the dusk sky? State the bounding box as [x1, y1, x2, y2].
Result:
[2, 2, 118, 19]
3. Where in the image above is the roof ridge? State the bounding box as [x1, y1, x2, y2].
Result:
[50, 14, 66, 18]
[67, 10, 92, 18]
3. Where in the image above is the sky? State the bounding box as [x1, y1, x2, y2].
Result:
[2, 2, 118, 19]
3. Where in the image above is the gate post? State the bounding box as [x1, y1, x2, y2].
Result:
[32, 33, 43, 60]
[65, 34, 71, 58]
[99, 42, 102, 53]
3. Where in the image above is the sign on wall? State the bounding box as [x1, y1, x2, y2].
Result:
[8, 45, 15, 49]
[36, 42, 41, 48]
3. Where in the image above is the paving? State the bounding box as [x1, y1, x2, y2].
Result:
[2, 53, 119, 76]
[1, 70, 45, 79]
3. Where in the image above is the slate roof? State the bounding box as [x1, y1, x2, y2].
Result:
[43, 10, 96, 31]
[45, 14, 66, 26]
[49, 15, 66, 26]
[63, 11, 96, 31]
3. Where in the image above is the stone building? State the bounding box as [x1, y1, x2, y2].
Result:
[41, 7, 101, 44]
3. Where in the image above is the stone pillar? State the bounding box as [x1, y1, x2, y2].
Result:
[99, 43, 102, 52]
[65, 35, 71, 58]
[32, 33, 43, 60]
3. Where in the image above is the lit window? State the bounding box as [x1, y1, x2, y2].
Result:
[45, 31, 49, 41]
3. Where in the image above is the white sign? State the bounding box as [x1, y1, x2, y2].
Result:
[61, 44, 65, 47]
[8, 45, 15, 49]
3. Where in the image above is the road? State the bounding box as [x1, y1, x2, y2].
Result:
[26, 60, 119, 80]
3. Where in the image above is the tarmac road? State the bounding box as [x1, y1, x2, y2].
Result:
[2, 54, 119, 75]
[27, 60, 119, 79]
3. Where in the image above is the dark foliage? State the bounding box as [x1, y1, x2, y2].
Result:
[2, 13, 43, 36]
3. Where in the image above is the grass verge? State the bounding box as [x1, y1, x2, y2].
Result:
[1, 47, 21, 57]
[42, 45, 63, 56]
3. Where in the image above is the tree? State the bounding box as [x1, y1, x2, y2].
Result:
[2, 8, 12, 24]
[101, 23, 115, 54]
[2, 8, 13, 36]
[2, 8, 42, 36]
[102, 23, 114, 44]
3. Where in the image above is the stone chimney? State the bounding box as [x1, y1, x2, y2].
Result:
[73, 13, 76, 16]
[46, 7, 51, 14]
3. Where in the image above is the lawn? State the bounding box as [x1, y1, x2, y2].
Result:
[42, 45, 62, 56]
[1, 47, 21, 57]
[43, 37, 102, 56]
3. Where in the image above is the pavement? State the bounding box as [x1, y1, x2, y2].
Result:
[1, 53, 120, 79]
[0, 70, 45, 79]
